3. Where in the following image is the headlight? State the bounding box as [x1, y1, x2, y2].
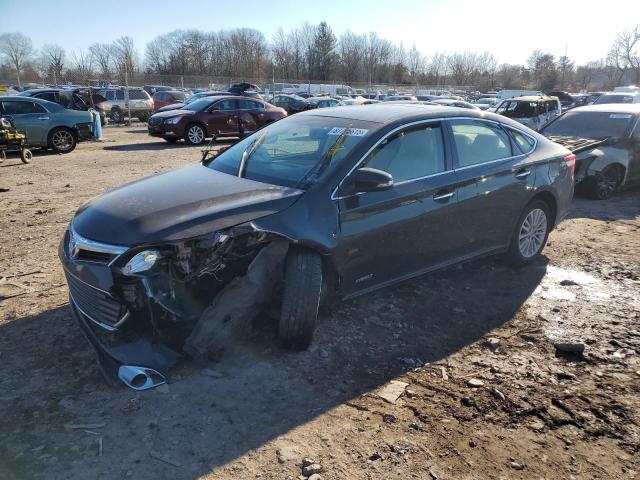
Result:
[164, 117, 180, 125]
[122, 249, 160, 275]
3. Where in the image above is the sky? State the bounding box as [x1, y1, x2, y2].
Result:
[1, 0, 638, 65]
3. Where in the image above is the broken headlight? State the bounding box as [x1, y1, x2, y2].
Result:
[122, 249, 161, 275]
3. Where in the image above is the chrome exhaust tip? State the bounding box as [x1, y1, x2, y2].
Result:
[118, 365, 166, 391]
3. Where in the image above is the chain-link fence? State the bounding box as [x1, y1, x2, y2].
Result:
[1, 71, 478, 97]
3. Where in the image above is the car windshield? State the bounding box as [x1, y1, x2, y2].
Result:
[181, 98, 213, 111]
[476, 98, 495, 104]
[207, 115, 378, 188]
[542, 111, 634, 139]
[594, 94, 635, 104]
[496, 101, 537, 118]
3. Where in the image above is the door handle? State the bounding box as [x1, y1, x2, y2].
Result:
[514, 169, 531, 179]
[38, 117, 50, 120]
[433, 191, 455, 201]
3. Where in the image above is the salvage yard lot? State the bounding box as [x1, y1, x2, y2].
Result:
[0, 125, 639, 479]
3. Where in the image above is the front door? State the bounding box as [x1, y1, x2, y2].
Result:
[336, 122, 462, 296]
[1, 100, 50, 145]
[205, 99, 238, 136]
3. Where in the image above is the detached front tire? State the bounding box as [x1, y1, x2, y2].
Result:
[506, 200, 550, 266]
[279, 246, 323, 350]
[585, 164, 623, 200]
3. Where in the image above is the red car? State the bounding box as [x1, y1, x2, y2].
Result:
[147, 96, 287, 144]
[152, 90, 187, 111]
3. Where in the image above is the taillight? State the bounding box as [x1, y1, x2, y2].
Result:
[564, 153, 576, 175]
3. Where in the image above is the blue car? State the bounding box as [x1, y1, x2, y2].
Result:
[0, 96, 94, 153]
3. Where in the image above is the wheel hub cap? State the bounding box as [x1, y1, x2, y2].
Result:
[53, 131, 73, 150]
[518, 208, 547, 258]
[188, 127, 203, 143]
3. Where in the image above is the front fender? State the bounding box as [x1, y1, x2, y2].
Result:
[584, 146, 631, 183]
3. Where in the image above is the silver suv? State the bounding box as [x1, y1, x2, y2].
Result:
[97, 87, 153, 123]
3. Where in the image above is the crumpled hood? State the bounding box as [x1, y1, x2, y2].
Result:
[72, 164, 303, 245]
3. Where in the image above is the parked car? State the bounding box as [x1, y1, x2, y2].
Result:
[60, 103, 574, 389]
[147, 95, 287, 145]
[473, 97, 500, 110]
[18, 88, 107, 125]
[384, 95, 418, 102]
[153, 90, 187, 111]
[143, 85, 176, 96]
[593, 92, 640, 105]
[96, 87, 154, 123]
[270, 94, 312, 114]
[0, 96, 94, 153]
[546, 91, 574, 109]
[307, 97, 344, 108]
[431, 98, 479, 109]
[541, 104, 640, 199]
[493, 96, 561, 131]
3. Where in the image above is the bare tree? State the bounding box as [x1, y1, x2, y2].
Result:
[40, 44, 65, 84]
[0, 32, 34, 86]
[69, 49, 94, 80]
[113, 36, 137, 79]
[89, 43, 114, 78]
[407, 44, 425, 83]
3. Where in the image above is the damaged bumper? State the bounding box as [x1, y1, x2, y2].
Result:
[59, 222, 287, 390]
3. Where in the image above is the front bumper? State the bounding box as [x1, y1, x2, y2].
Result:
[75, 122, 95, 141]
[147, 122, 182, 138]
[59, 231, 181, 388]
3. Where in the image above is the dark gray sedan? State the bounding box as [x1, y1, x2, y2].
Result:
[0, 96, 94, 153]
[60, 104, 574, 389]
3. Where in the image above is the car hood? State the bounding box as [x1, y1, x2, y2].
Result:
[150, 109, 194, 119]
[72, 164, 303, 245]
[158, 102, 185, 112]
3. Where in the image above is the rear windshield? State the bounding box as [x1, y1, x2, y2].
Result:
[128, 90, 150, 100]
[594, 94, 634, 104]
[542, 111, 634, 140]
[208, 115, 378, 188]
[169, 91, 186, 100]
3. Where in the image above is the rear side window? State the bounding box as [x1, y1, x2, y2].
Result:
[364, 123, 445, 182]
[35, 92, 57, 103]
[2, 100, 47, 114]
[213, 99, 237, 111]
[508, 128, 536, 154]
[239, 99, 263, 110]
[128, 90, 150, 100]
[450, 119, 512, 167]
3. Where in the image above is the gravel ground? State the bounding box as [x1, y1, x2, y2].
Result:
[0, 125, 639, 480]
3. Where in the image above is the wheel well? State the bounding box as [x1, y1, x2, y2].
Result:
[186, 121, 209, 137]
[531, 191, 557, 227]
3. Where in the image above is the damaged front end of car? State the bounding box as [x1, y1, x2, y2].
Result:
[60, 222, 290, 390]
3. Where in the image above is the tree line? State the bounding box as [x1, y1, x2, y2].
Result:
[1, 23, 639, 91]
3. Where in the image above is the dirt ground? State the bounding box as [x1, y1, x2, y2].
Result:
[0, 125, 638, 480]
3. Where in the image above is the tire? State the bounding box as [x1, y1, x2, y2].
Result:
[279, 246, 323, 350]
[506, 200, 551, 266]
[585, 165, 623, 200]
[184, 123, 206, 145]
[48, 127, 77, 154]
[163, 137, 179, 143]
[111, 107, 124, 124]
[20, 149, 32, 164]
[0, 150, 5, 163]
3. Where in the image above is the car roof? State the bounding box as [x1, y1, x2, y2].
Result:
[20, 88, 63, 94]
[598, 92, 639, 97]
[503, 95, 556, 102]
[296, 103, 498, 124]
[568, 104, 640, 114]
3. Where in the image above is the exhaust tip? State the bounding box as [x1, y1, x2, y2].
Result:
[118, 365, 166, 391]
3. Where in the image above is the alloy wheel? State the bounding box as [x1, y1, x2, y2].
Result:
[188, 125, 204, 144]
[52, 130, 74, 152]
[596, 167, 621, 199]
[518, 208, 547, 258]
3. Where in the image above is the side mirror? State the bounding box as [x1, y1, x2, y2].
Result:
[339, 167, 393, 196]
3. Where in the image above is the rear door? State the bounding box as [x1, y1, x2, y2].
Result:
[1, 100, 49, 145]
[204, 99, 239, 136]
[337, 121, 462, 295]
[447, 118, 536, 253]
[237, 99, 265, 134]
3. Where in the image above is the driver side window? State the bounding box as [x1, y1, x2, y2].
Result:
[363, 123, 445, 183]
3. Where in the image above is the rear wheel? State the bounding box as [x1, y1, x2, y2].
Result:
[48, 127, 77, 154]
[506, 200, 550, 266]
[184, 123, 206, 145]
[111, 107, 124, 124]
[279, 247, 323, 350]
[586, 164, 623, 200]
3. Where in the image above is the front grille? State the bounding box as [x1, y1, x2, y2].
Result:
[65, 271, 128, 329]
[148, 117, 161, 126]
[75, 248, 113, 264]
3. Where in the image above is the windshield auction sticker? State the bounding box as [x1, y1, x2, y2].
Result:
[609, 114, 632, 119]
[328, 127, 369, 136]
